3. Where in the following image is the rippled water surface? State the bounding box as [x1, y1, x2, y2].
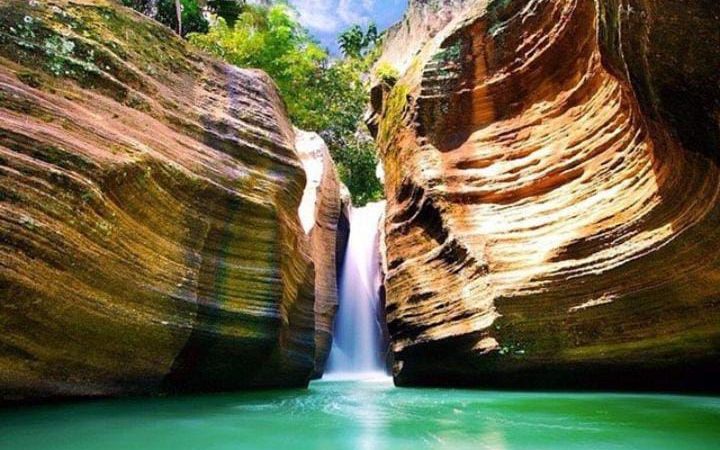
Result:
[2, 380, 720, 450]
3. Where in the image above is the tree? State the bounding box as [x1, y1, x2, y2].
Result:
[338, 25, 365, 58]
[156, 0, 208, 36]
[122, 0, 209, 36]
[338, 23, 380, 59]
[363, 23, 379, 49]
[206, 0, 245, 27]
[175, 0, 182, 35]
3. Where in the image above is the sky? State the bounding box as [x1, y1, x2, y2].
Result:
[287, 0, 408, 54]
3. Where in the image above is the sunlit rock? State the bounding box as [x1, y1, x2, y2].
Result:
[373, 0, 720, 390]
[0, 0, 317, 402]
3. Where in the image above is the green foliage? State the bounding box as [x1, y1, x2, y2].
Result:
[338, 23, 380, 59]
[375, 61, 399, 85]
[190, 5, 326, 125]
[121, 0, 245, 30]
[307, 57, 383, 206]
[156, 0, 208, 36]
[309, 55, 384, 206]
[120, 0, 153, 14]
[207, 0, 245, 26]
[333, 136, 384, 207]
[365, 23, 379, 48]
[338, 25, 364, 58]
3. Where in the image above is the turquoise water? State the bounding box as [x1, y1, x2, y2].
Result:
[2, 380, 720, 450]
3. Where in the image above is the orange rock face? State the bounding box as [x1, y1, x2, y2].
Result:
[0, 0, 324, 401]
[373, 0, 720, 390]
[296, 129, 350, 377]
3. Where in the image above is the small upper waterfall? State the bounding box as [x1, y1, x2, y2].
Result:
[325, 201, 388, 379]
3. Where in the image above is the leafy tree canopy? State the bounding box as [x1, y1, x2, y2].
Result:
[338, 23, 379, 59]
[206, 0, 245, 26]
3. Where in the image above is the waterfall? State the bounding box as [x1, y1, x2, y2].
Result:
[325, 201, 387, 380]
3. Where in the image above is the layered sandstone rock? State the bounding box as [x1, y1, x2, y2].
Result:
[375, 0, 473, 78]
[374, 0, 720, 390]
[0, 0, 319, 402]
[296, 129, 350, 377]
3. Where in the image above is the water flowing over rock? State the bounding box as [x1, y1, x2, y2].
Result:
[373, 0, 720, 390]
[0, 0, 322, 402]
[325, 202, 387, 379]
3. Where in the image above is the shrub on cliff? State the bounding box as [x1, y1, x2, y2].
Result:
[375, 62, 399, 86]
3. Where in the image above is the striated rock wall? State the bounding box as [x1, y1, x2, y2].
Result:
[296, 129, 350, 378]
[374, 0, 720, 390]
[375, 0, 474, 79]
[0, 0, 321, 402]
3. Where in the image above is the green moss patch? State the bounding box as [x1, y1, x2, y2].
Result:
[377, 83, 411, 151]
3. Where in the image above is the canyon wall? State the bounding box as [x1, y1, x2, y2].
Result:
[373, 0, 720, 390]
[0, 0, 337, 402]
[296, 129, 350, 378]
[375, 0, 473, 77]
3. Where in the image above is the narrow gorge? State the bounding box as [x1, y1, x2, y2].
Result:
[0, 0, 719, 448]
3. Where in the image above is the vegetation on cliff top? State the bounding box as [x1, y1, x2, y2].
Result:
[123, 0, 384, 206]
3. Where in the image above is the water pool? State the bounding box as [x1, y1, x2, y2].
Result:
[2, 380, 719, 450]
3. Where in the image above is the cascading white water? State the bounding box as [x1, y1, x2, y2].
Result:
[325, 201, 387, 380]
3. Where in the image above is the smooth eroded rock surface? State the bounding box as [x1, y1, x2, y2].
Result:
[374, 0, 720, 390]
[0, 0, 318, 402]
[296, 129, 350, 377]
